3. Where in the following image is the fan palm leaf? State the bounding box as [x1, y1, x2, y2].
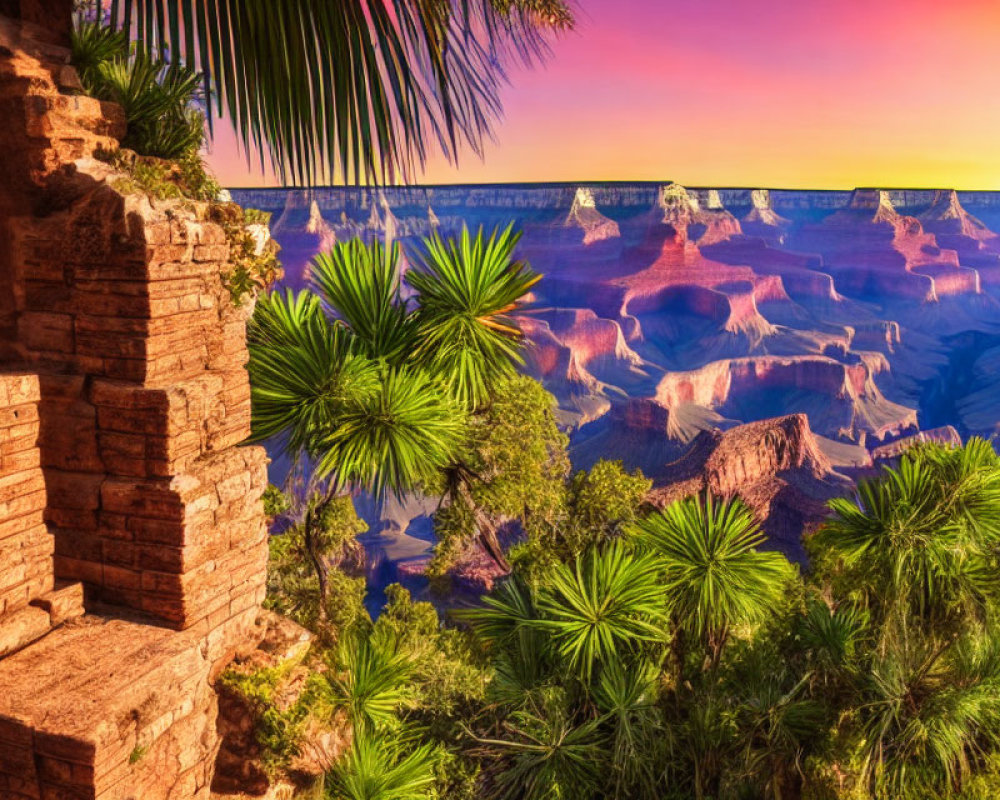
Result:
[313, 366, 466, 497]
[105, 1, 572, 184]
[309, 238, 417, 362]
[408, 224, 541, 409]
[530, 542, 667, 681]
[814, 440, 1000, 634]
[247, 289, 380, 454]
[328, 727, 439, 800]
[478, 697, 606, 800]
[315, 631, 415, 733]
[630, 494, 793, 656]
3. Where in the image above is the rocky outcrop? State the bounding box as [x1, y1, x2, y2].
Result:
[870, 426, 962, 462]
[654, 356, 917, 443]
[743, 189, 790, 230]
[564, 187, 620, 244]
[648, 414, 852, 556]
[213, 612, 347, 798]
[0, 14, 268, 799]
[657, 183, 742, 245]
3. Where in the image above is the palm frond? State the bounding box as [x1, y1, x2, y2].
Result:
[480, 695, 606, 800]
[814, 440, 1000, 634]
[630, 494, 794, 650]
[531, 543, 667, 681]
[247, 289, 380, 454]
[309, 237, 417, 362]
[328, 726, 439, 800]
[314, 631, 415, 733]
[108, 1, 572, 184]
[592, 657, 668, 798]
[408, 224, 541, 409]
[313, 365, 466, 497]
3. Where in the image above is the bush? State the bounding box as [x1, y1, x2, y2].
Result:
[72, 21, 205, 160]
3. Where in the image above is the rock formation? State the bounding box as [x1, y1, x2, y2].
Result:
[564, 187, 620, 244]
[0, 14, 268, 798]
[647, 414, 853, 557]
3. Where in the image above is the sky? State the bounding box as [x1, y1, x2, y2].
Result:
[205, 0, 1000, 190]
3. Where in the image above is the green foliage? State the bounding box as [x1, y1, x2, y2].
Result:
[310, 239, 416, 363]
[262, 483, 292, 518]
[561, 459, 651, 556]
[263, 490, 369, 636]
[482, 692, 606, 800]
[326, 728, 439, 800]
[218, 660, 316, 777]
[210, 203, 282, 306]
[430, 375, 569, 577]
[312, 631, 415, 733]
[812, 437, 1000, 638]
[408, 225, 541, 410]
[313, 367, 467, 496]
[97, 148, 221, 202]
[250, 228, 536, 500]
[73, 22, 205, 159]
[532, 543, 666, 681]
[630, 494, 795, 668]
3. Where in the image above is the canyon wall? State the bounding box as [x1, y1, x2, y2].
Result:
[0, 14, 268, 799]
[240, 174, 1000, 574]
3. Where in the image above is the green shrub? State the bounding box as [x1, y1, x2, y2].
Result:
[218, 661, 315, 778]
[73, 21, 205, 160]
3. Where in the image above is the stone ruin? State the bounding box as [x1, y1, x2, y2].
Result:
[0, 7, 270, 798]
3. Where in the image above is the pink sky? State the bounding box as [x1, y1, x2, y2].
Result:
[206, 0, 1000, 189]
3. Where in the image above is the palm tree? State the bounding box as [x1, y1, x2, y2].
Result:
[531, 542, 667, 681]
[327, 727, 439, 800]
[408, 224, 541, 410]
[812, 439, 1000, 639]
[314, 631, 416, 733]
[727, 646, 826, 800]
[852, 624, 1000, 799]
[592, 657, 669, 798]
[474, 694, 607, 800]
[629, 494, 794, 673]
[54, 1, 573, 185]
[247, 231, 538, 617]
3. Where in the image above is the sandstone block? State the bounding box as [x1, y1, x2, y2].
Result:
[29, 582, 84, 626]
[0, 605, 51, 658]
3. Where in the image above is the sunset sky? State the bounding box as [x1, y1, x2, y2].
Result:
[206, 0, 1000, 190]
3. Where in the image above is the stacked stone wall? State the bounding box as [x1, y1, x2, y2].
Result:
[0, 11, 270, 798]
[10, 185, 268, 631]
[0, 374, 50, 640]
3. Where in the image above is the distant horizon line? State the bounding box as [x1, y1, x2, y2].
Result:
[224, 181, 1000, 193]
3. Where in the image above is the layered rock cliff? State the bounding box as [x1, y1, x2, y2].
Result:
[647, 414, 853, 557]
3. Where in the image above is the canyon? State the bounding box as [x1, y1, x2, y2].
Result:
[233, 181, 1000, 581]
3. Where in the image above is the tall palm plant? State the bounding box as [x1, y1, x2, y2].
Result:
[314, 631, 416, 733]
[474, 693, 606, 800]
[531, 542, 667, 681]
[813, 439, 1000, 639]
[409, 224, 541, 409]
[247, 229, 537, 619]
[328, 727, 439, 800]
[852, 624, 1000, 799]
[629, 494, 794, 673]
[77, 1, 573, 184]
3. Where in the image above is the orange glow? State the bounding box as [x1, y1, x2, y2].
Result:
[205, 0, 1000, 190]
